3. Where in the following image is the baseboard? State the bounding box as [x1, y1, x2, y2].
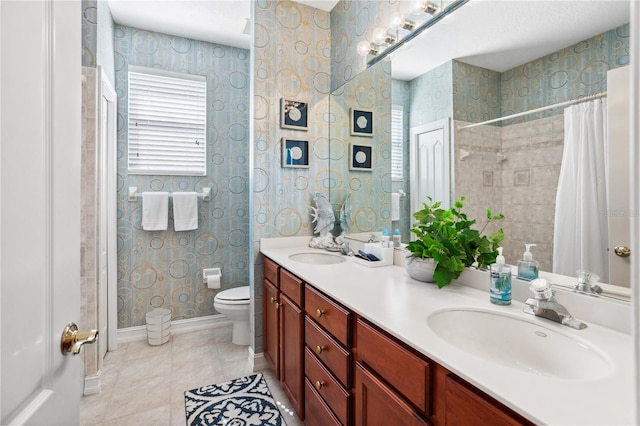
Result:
[117, 314, 232, 344]
[83, 373, 101, 396]
[249, 347, 269, 372]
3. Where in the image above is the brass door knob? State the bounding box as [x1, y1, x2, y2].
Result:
[315, 380, 325, 391]
[60, 323, 98, 355]
[315, 345, 325, 355]
[315, 308, 325, 318]
[614, 246, 631, 257]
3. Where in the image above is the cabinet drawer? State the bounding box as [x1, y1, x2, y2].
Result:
[280, 268, 303, 307]
[305, 347, 350, 425]
[305, 316, 350, 387]
[305, 378, 342, 426]
[356, 318, 430, 415]
[263, 256, 279, 287]
[305, 285, 350, 346]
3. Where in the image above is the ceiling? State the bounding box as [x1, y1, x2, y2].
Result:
[107, 0, 630, 80]
[107, 0, 339, 50]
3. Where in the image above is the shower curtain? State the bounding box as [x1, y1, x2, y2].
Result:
[553, 99, 609, 282]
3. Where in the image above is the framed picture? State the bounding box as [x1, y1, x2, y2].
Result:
[350, 108, 374, 137]
[281, 138, 309, 168]
[349, 144, 373, 171]
[280, 98, 308, 130]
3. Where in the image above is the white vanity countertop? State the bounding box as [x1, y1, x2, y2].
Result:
[260, 238, 635, 425]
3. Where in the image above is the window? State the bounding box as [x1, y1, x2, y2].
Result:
[127, 66, 207, 176]
[391, 105, 404, 181]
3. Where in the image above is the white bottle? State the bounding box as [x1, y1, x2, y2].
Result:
[490, 247, 511, 305]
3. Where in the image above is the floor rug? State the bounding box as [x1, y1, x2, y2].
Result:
[184, 373, 286, 426]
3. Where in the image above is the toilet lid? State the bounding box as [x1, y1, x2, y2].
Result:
[215, 286, 249, 302]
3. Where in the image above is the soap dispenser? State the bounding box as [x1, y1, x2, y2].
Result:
[490, 247, 511, 305]
[517, 244, 539, 281]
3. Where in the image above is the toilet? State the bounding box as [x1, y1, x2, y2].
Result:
[214, 286, 250, 345]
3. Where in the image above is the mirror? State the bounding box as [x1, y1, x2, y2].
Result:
[330, 1, 631, 293]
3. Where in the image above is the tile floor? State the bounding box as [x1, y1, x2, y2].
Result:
[80, 325, 303, 426]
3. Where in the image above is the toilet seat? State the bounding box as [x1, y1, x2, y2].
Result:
[214, 286, 249, 305]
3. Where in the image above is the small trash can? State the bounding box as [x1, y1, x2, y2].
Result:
[146, 308, 171, 346]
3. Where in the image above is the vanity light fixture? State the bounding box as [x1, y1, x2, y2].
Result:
[391, 13, 416, 31]
[372, 28, 398, 45]
[411, 1, 440, 15]
[357, 40, 380, 57]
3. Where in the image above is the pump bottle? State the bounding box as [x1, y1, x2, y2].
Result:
[490, 247, 511, 305]
[517, 243, 539, 281]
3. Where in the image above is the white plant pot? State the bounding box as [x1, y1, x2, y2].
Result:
[405, 257, 437, 283]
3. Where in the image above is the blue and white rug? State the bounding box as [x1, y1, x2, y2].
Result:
[184, 373, 286, 426]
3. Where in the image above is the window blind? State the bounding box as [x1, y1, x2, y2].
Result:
[128, 66, 207, 176]
[391, 105, 404, 181]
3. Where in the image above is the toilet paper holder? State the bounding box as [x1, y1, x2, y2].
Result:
[203, 267, 222, 283]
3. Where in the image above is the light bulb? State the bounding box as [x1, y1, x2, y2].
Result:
[390, 12, 404, 29]
[357, 40, 373, 56]
[372, 28, 387, 45]
[411, 0, 426, 14]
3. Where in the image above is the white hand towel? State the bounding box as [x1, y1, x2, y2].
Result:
[173, 192, 198, 231]
[142, 192, 169, 231]
[391, 193, 400, 221]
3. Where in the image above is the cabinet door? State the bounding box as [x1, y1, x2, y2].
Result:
[280, 293, 305, 419]
[263, 279, 280, 377]
[445, 374, 530, 426]
[354, 362, 428, 426]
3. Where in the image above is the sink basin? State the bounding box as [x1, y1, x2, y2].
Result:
[427, 308, 612, 380]
[288, 252, 346, 265]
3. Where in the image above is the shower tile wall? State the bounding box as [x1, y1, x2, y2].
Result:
[252, 1, 331, 352]
[114, 26, 250, 328]
[454, 116, 564, 271]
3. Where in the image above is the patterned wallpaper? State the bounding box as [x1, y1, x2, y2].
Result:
[409, 61, 454, 127]
[252, 1, 331, 352]
[329, 60, 392, 233]
[500, 24, 629, 124]
[331, 0, 411, 91]
[114, 26, 250, 328]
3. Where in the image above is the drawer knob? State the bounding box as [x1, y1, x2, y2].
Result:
[270, 296, 276, 304]
[315, 308, 325, 318]
[275, 302, 280, 309]
[315, 345, 325, 355]
[315, 380, 325, 391]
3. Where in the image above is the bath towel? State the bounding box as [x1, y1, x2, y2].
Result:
[391, 192, 400, 221]
[173, 192, 198, 231]
[142, 192, 169, 231]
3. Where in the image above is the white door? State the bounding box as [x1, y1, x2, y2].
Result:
[410, 119, 452, 223]
[607, 66, 631, 287]
[1, 1, 85, 424]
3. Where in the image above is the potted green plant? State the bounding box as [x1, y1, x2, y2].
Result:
[405, 196, 505, 288]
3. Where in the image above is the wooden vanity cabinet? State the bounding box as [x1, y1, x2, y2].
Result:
[264, 259, 534, 425]
[279, 268, 305, 419]
[304, 284, 352, 425]
[261, 257, 305, 419]
[262, 257, 280, 376]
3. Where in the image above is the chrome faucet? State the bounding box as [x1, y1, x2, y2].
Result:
[574, 270, 602, 295]
[524, 278, 587, 330]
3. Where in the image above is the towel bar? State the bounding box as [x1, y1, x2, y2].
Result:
[127, 186, 211, 202]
